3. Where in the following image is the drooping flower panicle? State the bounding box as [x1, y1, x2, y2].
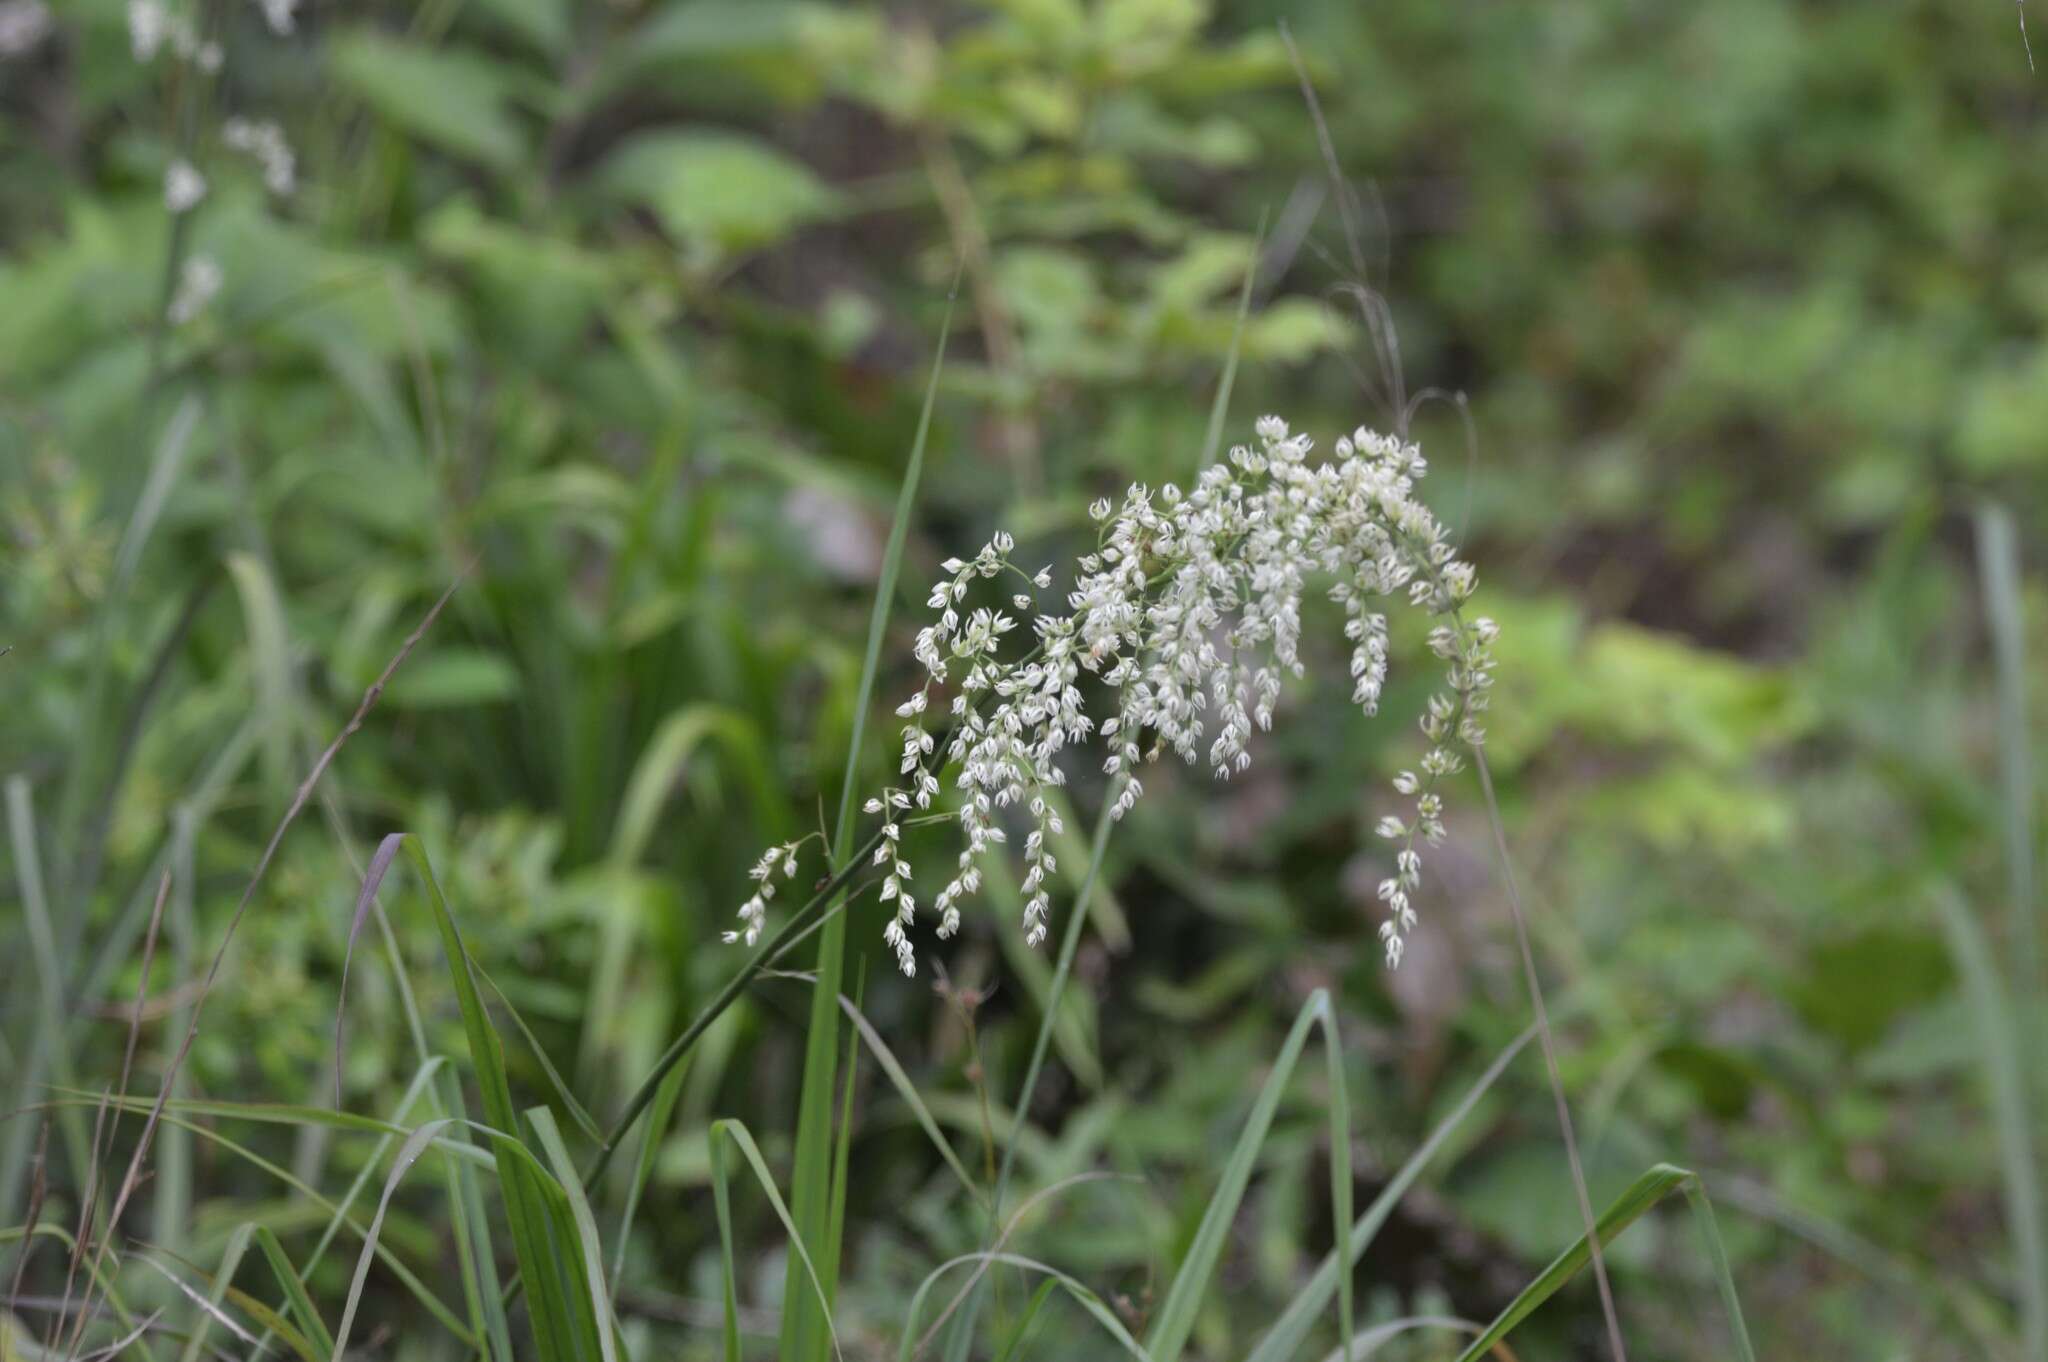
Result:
[734, 418, 1497, 974]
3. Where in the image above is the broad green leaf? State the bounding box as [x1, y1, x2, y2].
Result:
[598, 132, 838, 255]
[330, 32, 526, 170]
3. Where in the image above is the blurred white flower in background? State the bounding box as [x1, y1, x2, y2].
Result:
[0, 1, 52, 57]
[168, 254, 221, 324]
[163, 159, 207, 213]
[254, 0, 298, 34]
[783, 484, 884, 583]
[129, 0, 219, 69]
[224, 117, 296, 196]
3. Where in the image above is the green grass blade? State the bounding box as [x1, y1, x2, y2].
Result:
[1245, 1026, 1536, 1362]
[1933, 882, 2045, 1354]
[837, 994, 985, 1207]
[390, 832, 594, 1361]
[1975, 503, 2036, 991]
[1200, 208, 1269, 470]
[177, 1223, 256, 1362]
[1680, 1181, 1755, 1362]
[159, 806, 198, 1259]
[435, 1066, 518, 1362]
[3, 777, 91, 1218]
[137, 1251, 263, 1355]
[784, 290, 958, 1362]
[529, 1107, 622, 1362]
[332, 1119, 455, 1360]
[1322, 997, 1354, 1362]
[475, 960, 604, 1143]
[825, 976, 863, 1310]
[715, 1119, 844, 1362]
[0, 1224, 145, 1341]
[989, 1279, 1059, 1362]
[609, 1054, 691, 1293]
[1317, 1316, 1481, 1362]
[251, 1221, 334, 1358]
[1449, 1163, 1743, 1362]
[1144, 990, 1338, 1362]
[82, 1105, 474, 1341]
[235, 1061, 444, 1361]
[709, 1128, 742, 1362]
[900, 1252, 1151, 1362]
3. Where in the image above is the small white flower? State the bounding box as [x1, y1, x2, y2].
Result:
[163, 159, 207, 214]
[167, 253, 221, 324]
[0, 1, 53, 58]
[253, 0, 297, 34]
[128, 0, 167, 60]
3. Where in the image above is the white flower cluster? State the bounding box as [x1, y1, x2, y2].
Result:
[224, 117, 296, 196]
[731, 418, 1497, 975]
[168, 254, 222, 324]
[722, 842, 804, 949]
[129, 0, 220, 69]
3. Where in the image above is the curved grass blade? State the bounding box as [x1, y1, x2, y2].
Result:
[837, 994, 984, 1208]
[1317, 1316, 1481, 1362]
[1449, 1163, 1754, 1362]
[390, 831, 595, 1361]
[901, 1252, 1150, 1362]
[1143, 989, 1348, 1362]
[989, 1279, 1058, 1362]
[1679, 1180, 1753, 1362]
[249, 1224, 335, 1360]
[609, 1053, 691, 1294]
[175, 1223, 257, 1362]
[1245, 1025, 1535, 1362]
[134, 1252, 263, 1354]
[42, 1092, 489, 1166]
[46, 1105, 476, 1341]
[0, 1224, 144, 1340]
[911, 1173, 1134, 1356]
[333, 1119, 455, 1360]
[476, 961, 604, 1143]
[1933, 882, 2045, 1356]
[528, 1107, 622, 1362]
[712, 1120, 844, 1362]
[433, 1063, 518, 1362]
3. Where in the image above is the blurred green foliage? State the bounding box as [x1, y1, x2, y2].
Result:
[2, 0, 2043, 1358]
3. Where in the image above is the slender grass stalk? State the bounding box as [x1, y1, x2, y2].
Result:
[1933, 882, 2045, 1356]
[1473, 749, 1629, 1362]
[1974, 504, 2036, 994]
[784, 285, 957, 1362]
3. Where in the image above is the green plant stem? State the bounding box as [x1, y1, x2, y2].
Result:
[1474, 749, 1628, 1362]
[579, 823, 892, 1192]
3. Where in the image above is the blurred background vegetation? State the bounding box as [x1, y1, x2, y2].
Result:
[1, 0, 2044, 1357]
